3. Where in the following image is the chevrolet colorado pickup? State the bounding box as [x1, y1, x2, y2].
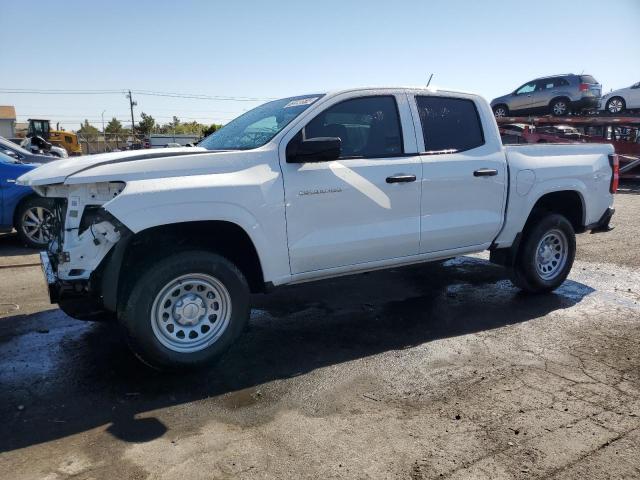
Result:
[18, 87, 618, 369]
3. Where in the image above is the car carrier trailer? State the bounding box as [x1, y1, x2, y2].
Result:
[497, 115, 640, 180]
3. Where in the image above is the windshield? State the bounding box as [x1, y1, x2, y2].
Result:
[199, 94, 323, 151]
[0, 138, 30, 155]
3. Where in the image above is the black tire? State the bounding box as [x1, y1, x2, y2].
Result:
[14, 196, 55, 249]
[550, 98, 570, 116]
[606, 96, 626, 115]
[119, 250, 250, 370]
[510, 213, 576, 293]
[493, 104, 509, 118]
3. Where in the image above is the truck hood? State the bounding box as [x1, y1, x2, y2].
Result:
[17, 147, 211, 186]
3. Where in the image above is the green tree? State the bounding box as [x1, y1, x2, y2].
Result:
[202, 123, 223, 137]
[105, 117, 124, 148]
[137, 112, 156, 135]
[77, 120, 99, 141]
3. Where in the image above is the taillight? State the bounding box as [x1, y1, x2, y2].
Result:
[579, 83, 589, 91]
[609, 153, 619, 193]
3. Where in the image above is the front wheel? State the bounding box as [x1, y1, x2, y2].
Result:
[493, 105, 509, 118]
[119, 250, 250, 370]
[15, 196, 55, 249]
[510, 213, 576, 293]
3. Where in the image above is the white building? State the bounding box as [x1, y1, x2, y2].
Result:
[0, 106, 17, 138]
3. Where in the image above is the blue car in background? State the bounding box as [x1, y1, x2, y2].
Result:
[0, 151, 54, 249]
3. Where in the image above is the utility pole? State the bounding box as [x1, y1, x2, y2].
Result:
[101, 110, 106, 152]
[126, 90, 137, 146]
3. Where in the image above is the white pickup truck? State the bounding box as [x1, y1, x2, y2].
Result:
[18, 87, 618, 369]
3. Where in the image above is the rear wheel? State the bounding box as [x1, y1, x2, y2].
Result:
[119, 250, 250, 370]
[606, 97, 625, 114]
[550, 98, 570, 116]
[15, 196, 55, 249]
[510, 213, 576, 293]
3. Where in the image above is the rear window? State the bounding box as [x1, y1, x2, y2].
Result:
[416, 96, 485, 153]
[580, 75, 598, 84]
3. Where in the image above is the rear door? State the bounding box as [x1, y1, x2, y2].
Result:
[410, 94, 507, 253]
[278, 92, 422, 274]
[530, 77, 559, 112]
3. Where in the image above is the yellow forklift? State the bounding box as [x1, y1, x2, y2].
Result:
[27, 119, 82, 156]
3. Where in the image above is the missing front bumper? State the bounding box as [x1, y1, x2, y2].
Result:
[39, 251, 58, 304]
[39, 250, 115, 321]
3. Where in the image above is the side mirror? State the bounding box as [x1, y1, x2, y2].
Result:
[287, 137, 341, 163]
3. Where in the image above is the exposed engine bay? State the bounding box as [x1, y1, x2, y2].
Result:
[34, 182, 127, 281]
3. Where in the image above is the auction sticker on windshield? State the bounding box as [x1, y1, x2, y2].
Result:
[284, 97, 319, 108]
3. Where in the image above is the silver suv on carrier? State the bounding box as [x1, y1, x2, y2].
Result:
[491, 74, 601, 117]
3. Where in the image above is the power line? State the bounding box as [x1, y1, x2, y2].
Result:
[0, 88, 274, 102]
[133, 90, 274, 102]
[0, 89, 124, 95]
[15, 114, 236, 120]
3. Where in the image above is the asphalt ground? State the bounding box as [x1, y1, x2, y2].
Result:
[1, 183, 639, 480]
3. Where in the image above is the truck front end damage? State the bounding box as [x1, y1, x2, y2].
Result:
[37, 182, 129, 320]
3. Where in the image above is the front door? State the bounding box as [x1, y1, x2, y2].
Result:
[511, 81, 537, 113]
[412, 95, 507, 253]
[279, 94, 422, 274]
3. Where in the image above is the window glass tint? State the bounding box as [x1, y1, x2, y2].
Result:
[555, 78, 569, 87]
[199, 94, 322, 150]
[416, 96, 485, 152]
[304, 96, 403, 158]
[580, 75, 597, 84]
[516, 82, 536, 95]
[536, 79, 553, 90]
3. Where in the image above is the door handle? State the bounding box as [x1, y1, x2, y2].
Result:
[473, 168, 498, 177]
[5, 179, 16, 183]
[386, 174, 416, 184]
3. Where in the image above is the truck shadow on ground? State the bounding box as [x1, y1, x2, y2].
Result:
[0, 257, 594, 453]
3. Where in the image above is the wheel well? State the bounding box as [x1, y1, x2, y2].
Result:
[493, 104, 508, 111]
[549, 96, 571, 106]
[117, 221, 266, 298]
[12, 193, 38, 228]
[607, 96, 625, 106]
[527, 191, 585, 232]
[490, 190, 584, 267]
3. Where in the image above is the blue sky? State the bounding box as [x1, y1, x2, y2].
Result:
[1, 0, 639, 130]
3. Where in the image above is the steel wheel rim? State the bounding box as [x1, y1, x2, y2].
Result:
[21, 206, 54, 245]
[553, 102, 567, 115]
[535, 229, 568, 280]
[151, 273, 232, 353]
[494, 107, 507, 118]
[608, 99, 623, 113]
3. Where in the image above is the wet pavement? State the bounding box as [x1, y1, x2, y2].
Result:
[1, 185, 639, 479]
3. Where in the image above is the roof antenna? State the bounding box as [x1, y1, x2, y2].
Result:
[426, 73, 434, 87]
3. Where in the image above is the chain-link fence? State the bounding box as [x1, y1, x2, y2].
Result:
[77, 132, 202, 154]
[76, 133, 148, 154]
